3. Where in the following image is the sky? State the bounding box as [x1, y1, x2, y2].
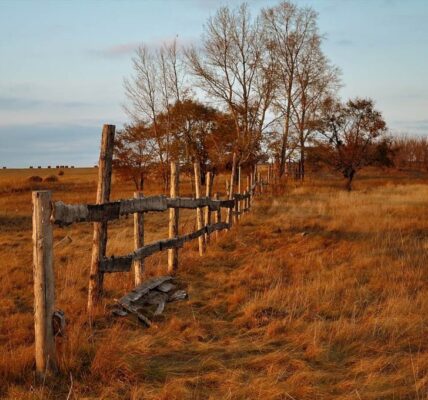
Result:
[0, 0, 427, 167]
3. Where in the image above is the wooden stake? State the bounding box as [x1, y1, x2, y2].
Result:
[88, 124, 115, 312]
[237, 165, 241, 221]
[133, 191, 144, 285]
[249, 172, 253, 209]
[194, 162, 206, 255]
[254, 165, 258, 196]
[168, 162, 179, 272]
[204, 171, 213, 243]
[246, 175, 250, 213]
[32, 190, 57, 376]
[227, 153, 237, 228]
[214, 192, 221, 240]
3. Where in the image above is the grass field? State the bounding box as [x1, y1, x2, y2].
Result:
[1, 167, 428, 399]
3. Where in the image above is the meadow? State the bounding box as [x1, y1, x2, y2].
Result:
[1, 167, 428, 399]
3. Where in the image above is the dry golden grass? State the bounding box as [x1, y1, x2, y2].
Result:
[1, 167, 428, 399]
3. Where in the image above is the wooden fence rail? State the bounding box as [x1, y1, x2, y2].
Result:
[31, 124, 272, 377]
[51, 196, 239, 225]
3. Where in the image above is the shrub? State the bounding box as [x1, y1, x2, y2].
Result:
[58, 170, 65, 176]
[44, 175, 58, 182]
[28, 176, 43, 183]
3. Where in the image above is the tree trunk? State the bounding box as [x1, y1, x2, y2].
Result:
[300, 139, 305, 182]
[344, 168, 355, 191]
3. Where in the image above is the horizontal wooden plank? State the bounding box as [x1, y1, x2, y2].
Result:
[234, 193, 250, 201]
[100, 221, 230, 272]
[52, 196, 235, 225]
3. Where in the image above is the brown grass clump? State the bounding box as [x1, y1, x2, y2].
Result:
[58, 170, 64, 176]
[27, 175, 43, 182]
[1, 167, 428, 398]
[44, 175, 59, 182]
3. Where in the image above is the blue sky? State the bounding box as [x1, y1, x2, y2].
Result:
[0, 0, 427, 167]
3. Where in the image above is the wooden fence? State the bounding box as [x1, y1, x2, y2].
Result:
[31, 125, 272, 376]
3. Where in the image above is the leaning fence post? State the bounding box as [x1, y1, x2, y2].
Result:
[194, 162, 206, 255]
[227, 153, 237, 228]
[204, 171, 212, 244]
[88, 124, 115, 313]
[133, 191, 144, 285]
[32, 190, 57, 376]
[168, 162, 180, 272]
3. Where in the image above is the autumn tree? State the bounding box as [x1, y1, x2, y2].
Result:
[148, 99, 236, 185]
[318, 97, 387, 190]
[114, 124, 153, 190]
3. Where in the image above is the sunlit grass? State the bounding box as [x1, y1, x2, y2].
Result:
[1, 168, 428, 399]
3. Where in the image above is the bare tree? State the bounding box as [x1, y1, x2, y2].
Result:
[186, 3, 274, 168]
[124, 38, 188, 190]
[290, 34, 340, 180]
[262, 1, 322, 177]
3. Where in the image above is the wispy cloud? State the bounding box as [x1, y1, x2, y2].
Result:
[90, 36, 199, 59]
[335, 39, 354, 46]
[0, 96, 88, 111]
[0, 123, 102, 167]
[91, 42, 140, 58]
[391, 119, 428, 135]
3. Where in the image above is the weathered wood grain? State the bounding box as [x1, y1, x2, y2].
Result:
[204, 172, 213, 243]
[227, 152, 237, 228]
[32, 190, 57, 376]
[51, 196, 234, 225]
[194, 162, 206, 256]
[133, 191, 144, 286]
[88, 124, 115, 312]
[99, 221, 230, 272]
[168, 162, 180, 273]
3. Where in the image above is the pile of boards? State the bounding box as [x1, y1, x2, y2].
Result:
[112, 276, 187, 326]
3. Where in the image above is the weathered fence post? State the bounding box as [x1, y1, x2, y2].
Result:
[249, 173, 253, 209]
[204, 171, 212, 243]
[254, 165, 258, 196]
[88, 124, 115, 313]
[194, 162, 206, 255]
[214, 192, 221, 240]
[32, 190, 57, 376]
[237, 165, 241, 222]
[134, 191, 144, 285]
[227, 153, 237, 228]
[168, 161, 180, 272]
[246, 175, 250, 213]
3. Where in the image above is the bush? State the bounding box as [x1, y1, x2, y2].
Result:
[28, 176, 43, 183]
[44, 175, 58, 182]
[58, 170, 65, 176]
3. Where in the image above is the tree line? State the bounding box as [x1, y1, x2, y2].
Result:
[114, 1, 413, 192]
